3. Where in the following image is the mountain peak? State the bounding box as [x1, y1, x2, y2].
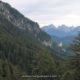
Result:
[58, 24, 68, 28]
[43, 24, 56, 30]
[42, 24, 80, 37]
[42, 24, 80, 47]
[49, 24, 55, 27]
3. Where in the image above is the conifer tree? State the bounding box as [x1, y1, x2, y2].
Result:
[70, 33, 80, 80]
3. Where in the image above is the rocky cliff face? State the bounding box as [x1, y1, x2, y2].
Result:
[0, 1, 40, 34]
[0, 1, 52, 47]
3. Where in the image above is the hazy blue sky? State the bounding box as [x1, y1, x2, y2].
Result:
[2, 0, 80, 27]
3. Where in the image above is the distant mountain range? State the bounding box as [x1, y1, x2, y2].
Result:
[42, 24, 80, 46]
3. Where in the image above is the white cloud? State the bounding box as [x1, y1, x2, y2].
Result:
[2, 0, 80, 27]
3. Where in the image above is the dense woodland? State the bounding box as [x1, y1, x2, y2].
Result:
[0, 11, 57, 80]
[0, 1, 80, 80]
[0, 22, 80, 80]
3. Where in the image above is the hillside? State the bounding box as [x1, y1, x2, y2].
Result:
[0, 1, 58, 79]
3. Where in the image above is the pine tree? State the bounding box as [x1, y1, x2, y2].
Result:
[70, 33, 80, 80]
